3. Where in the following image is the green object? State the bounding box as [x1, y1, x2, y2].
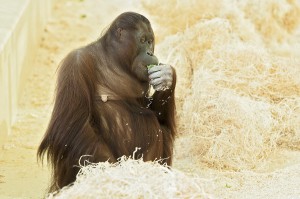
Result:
[147, 64, 156, 70]
[225, 183, 232, 188]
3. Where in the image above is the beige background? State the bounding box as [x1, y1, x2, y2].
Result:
[0, 0, 55, 140]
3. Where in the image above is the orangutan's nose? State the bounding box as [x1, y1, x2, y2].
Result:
[147, 51, 153, 56]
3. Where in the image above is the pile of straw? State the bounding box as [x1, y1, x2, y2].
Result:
[142, 0, 300, 170]
[47, 156, 213, 199]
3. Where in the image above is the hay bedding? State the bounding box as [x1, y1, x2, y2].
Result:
[219, 163, 300, 199]
[142, 0, 300, 170]
[47, 155, 214, 199]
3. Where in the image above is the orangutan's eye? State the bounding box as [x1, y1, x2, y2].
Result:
[140, 37, 146, 43]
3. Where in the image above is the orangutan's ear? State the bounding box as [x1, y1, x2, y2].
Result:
[117, 28, 123, 39]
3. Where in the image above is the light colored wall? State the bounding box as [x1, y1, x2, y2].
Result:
[0, 0, 54, 142]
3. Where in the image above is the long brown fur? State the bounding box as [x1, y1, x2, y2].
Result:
[37, 12, 176, 192]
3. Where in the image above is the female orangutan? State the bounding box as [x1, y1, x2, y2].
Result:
[38, 12, 176, 192]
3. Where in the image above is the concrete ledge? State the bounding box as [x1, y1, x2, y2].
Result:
[0, 0, 55, 142]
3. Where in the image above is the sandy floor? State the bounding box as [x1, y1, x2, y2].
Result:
[0, 0, 300, 198]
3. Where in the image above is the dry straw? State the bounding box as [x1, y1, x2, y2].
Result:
[47, 156, 214, 199]
[142, 0, 300, 170]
